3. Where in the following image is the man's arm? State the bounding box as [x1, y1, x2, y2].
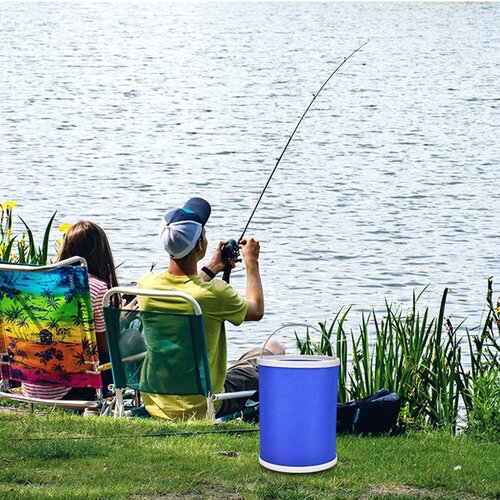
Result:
[240, 237, 264, 321]
[198, 240, 233, 282]
[198, 237, 264, 321]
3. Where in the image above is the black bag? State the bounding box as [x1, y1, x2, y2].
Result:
[337, 389, 404, 436]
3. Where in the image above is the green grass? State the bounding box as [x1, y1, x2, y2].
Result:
[0, 412, 498, 499]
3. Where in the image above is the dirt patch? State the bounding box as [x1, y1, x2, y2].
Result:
[131, 484, 243, 499]
[365, 485, 485, 499]
[0, 405, 32, 415]
[216, 450, 239, 457]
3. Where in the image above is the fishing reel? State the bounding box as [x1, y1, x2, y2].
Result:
[221, 239, 240, 263]
[221, 239, 240, 283]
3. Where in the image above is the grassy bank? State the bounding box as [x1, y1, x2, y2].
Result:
[0, 412, 498, 499]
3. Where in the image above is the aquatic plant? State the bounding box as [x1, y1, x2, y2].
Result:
[0, 200, 17, 262]
[0, 200, 71, 264]
[297, 280, 500, 434]
[459, 278, 500, 439]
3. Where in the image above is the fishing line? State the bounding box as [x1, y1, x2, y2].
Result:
[222, 41, 368, 281]
[9, 428, 259, 442]
[239, 41, 368, 242]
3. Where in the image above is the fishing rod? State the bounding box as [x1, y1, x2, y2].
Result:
[221, 41, 368, 283]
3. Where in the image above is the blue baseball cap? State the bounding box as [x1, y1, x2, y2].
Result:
[159, 198, 212, 259]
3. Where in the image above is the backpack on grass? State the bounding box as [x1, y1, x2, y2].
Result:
[337, 389, 404, 436]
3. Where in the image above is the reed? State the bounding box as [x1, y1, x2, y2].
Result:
[297, 281, 500, 434]
[295, 305, 350, 401]
[459, 278, 500, 438]
[0, 200, 61, 265]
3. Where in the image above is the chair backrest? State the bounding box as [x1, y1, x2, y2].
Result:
[0, 257, 102, 389]
[103, 287, 212, 398]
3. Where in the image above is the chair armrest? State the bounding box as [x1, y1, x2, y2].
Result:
[212, 390, 256, 401]
[121, 352, 147, 364]
[0, 390, 99, 409]
[98, 352, 146, 372]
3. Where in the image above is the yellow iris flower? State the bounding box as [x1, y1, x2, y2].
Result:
[1, 200, 17, 210]
[58, 222, 72, 234]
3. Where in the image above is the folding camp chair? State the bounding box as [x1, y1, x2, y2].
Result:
[0, 257, 106, 412]
[102, 287, 256, 419]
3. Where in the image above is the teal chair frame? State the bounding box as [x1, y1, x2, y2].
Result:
[103, 287, 256, 419]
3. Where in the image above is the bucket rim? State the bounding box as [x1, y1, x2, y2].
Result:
[257, 354, 339, 368]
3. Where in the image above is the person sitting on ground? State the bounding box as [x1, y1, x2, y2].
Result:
[21, 221, 136, 400]
[137, 197, 285, 420]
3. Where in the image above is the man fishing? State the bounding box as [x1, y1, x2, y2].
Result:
[133, 43, 369, 420]
[137, 197, 284, 420]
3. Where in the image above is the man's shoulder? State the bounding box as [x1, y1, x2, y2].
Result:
[202, 277, 240, 296]
[136, 273, 242, 303]
[137, 272, 159, 287]
[137, 272, 173, 289]
[208, 279, 247, 312]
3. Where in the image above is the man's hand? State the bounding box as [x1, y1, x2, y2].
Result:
[240, 237, 260, 267]
[200, 240, 235, 281]
[120, 297, 139, 322]
[120, 297, 139, 310]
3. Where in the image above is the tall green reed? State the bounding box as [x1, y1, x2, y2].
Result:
[296, 306, 350, 402]
[297, 282, 499, 433]
[459, 278, 500, 437]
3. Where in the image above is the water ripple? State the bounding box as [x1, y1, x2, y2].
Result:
[1, 2, 498, 359]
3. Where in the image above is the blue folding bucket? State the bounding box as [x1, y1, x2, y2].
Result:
[258, 355, 339, 473]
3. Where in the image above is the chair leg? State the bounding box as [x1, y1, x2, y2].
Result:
[100, 398, 110, 416]
[206, 397, 216, 420]
[115, 389, 125, 417]
[134, 390, 141, 408]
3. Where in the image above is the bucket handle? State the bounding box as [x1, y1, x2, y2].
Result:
[261, 322, 339, 358]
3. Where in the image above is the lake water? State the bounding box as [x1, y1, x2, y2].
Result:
[1, 2, 498, 360]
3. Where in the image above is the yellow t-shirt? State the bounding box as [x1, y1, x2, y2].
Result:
[137, 271, 247, 420]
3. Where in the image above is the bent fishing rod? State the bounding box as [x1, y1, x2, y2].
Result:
[221, 41, 368, 283]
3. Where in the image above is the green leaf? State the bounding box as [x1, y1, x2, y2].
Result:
[41, 211, 57, 264]
[1, 235, 17, 262]
[18, 215, 37, 263]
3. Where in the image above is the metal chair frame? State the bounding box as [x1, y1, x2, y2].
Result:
[103, 287, 255, 419]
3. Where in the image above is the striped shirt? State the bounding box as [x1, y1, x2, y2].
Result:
[20, 382, 71, 400]
[89, 274, 108, 347]
[21, 274, 109, 400]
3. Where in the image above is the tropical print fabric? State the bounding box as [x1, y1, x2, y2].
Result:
[0, 265, 102, 388]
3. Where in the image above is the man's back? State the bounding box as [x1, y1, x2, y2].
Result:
[137, 270, 247, 419]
